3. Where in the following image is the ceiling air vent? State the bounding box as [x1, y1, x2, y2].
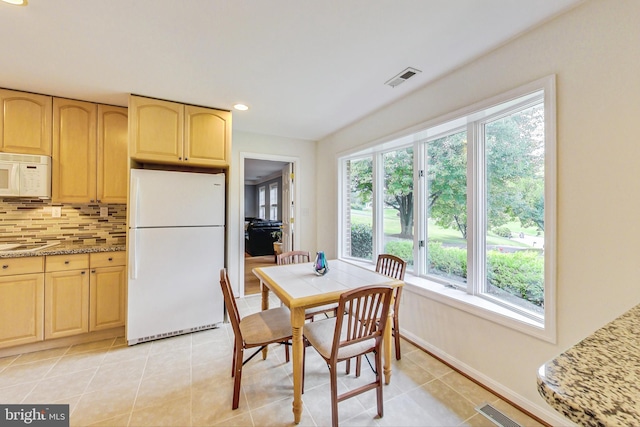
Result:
[385, 67, 421, 88]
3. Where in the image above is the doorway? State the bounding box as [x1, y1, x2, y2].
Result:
[240, 154, 298, 295]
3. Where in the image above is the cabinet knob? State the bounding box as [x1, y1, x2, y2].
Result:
[81, 271, 86, 275]
[64, 260, 70, 265]
[108, 257, 113, 262]
[91, 269, 96, 273]
[90, 199, 95, 203]
[178, 157, 182, 160]
[184, 157, 188, 161]
[2, 265, 8, 269]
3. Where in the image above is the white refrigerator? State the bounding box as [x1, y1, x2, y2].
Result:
[127, 169, 225, 345]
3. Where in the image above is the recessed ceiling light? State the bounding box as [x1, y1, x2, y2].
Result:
[233, 104, 249, 111]
[2, 0, 28, 5]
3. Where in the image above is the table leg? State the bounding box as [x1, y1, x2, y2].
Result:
[261, 281, 270, 360]
[383, 309, 393, 384]
[291, 307, 305, 424]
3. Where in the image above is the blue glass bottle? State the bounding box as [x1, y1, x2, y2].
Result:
[314, 251, 329, 275]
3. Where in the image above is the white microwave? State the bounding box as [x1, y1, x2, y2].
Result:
[0, 153, 51, 199]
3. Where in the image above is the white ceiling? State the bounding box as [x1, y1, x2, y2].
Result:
[0, 0, 582, 142]
[244, 159, 288, 184]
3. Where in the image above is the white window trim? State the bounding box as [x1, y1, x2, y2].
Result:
[258, 185, 266, 219]
[269, 182, 279, 221]
[338, 75, 556, 343]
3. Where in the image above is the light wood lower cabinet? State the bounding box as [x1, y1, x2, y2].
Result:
[0, 257, 44, 348]
[44, 252, 125, 340]
[0, 251, 125, 349]
[89, 252, 126, 331]
[45, 254, 90, 339]
[0, 257, 45, 349]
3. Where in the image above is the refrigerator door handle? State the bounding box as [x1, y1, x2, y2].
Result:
[130, 229, 138, 280]
[130, 176, 140, 228]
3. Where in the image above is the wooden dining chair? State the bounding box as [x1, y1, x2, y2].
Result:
[276, 250, 310, 265]
[219, 268, 293, 410]
[277, 250, 338, 322]
[303, 285, 394, 427]
[376, 253, 407, 360]
[348, 253, 407, 378]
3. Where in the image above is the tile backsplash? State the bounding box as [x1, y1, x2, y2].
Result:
[0, 198, 126, 245]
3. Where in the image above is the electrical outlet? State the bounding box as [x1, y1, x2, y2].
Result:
[51, 206, 61, 218]
[100, 207, 109, 218]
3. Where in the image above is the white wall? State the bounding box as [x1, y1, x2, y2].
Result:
[229, 130, 317, 295]
[316, 0, 640, 423]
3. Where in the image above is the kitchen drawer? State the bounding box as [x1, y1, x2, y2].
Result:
[45, 254, 89, 272]
[90, 251, 125, 268]
[0, 256, 44, 277]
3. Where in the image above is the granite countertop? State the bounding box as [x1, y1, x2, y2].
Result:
[0, 242, 126, 258]
[537, 304, 640, 427]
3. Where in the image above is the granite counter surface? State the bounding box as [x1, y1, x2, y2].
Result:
[0, 242, 126, 258]
[537, 304, 640, 427]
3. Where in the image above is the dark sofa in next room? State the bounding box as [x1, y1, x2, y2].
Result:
[245, 219, 282, 256]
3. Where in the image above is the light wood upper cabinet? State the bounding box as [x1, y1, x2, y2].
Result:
[52, 98, 97, 203]
[129, 96, 184, 163]
[129, 95, 230, 167]
[185, 105, 231, 166]
[97, 105, 128, 204]
[0, 257, 44, 349]
[0, 89, 52, 156]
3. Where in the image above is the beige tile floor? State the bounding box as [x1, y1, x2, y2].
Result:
[0, 295, 545, 427]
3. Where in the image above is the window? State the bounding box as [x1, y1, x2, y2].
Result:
[339, 76, 555, 338]
[382, 148, 414, 271]
[342, 157, 373, 260]
[269, 183, 278, 220]
[258, 186, 266, 219]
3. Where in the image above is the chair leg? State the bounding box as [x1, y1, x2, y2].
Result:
[231, 344, 237, 377]
[329, 364, 339, 427]
[232, 347, 244, 409]
[285, 341, 290, 363]
[345, 358, 351, 374]
[355, 355, 361, 377]
[394, 314, 401, 360]
[374, 349, 384, 418]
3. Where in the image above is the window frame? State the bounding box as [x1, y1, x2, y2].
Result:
[269, 182, 279, 221]
[338, 76, 556, 343]
[258, 185, 266, 219]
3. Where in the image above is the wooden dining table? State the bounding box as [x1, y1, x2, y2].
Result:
[253, 259, 404, 424]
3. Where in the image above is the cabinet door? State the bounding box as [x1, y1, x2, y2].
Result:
[97, 105, 128, 204]
[0, 274, 44, 349]
[0, 89, 52, 156]
[90, 265, 125, 331]
[184, 105, 231, 167]
[45, 269, 89, 339]
[52, 98, 97, 203]
[129, 95, 183, 164]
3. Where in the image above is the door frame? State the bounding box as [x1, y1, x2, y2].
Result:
[238, 152, 299, 297]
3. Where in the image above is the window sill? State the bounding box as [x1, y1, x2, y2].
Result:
[342, 258, 555, 343]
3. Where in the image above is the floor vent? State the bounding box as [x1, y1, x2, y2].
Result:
[475, 403, 522, 427]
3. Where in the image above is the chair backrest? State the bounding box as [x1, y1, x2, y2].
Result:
[375, 254, 406, 280]
[331, 285, 393, 364]
[375, 254, 406, 314]
[219, 268, 243, 342]
[277, 250, 310, 265]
